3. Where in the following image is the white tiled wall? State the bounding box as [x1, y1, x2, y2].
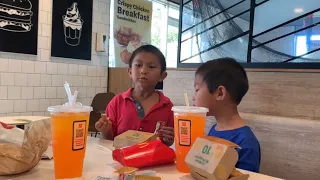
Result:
[0, 0, 110, 117]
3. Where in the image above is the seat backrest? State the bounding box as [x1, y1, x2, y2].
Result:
[91, 92, 116, 113]
[205, 113, 320, 180]
[88, 92, 116, 132]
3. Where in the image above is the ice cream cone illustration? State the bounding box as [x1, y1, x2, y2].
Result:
[62, 2, 83, 46]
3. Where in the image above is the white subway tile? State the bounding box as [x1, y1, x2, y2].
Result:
[21, 112, 33, 116]
[0, 100, 14, 113]
[82, 77, 92, 87]
[52, 75, 63, 86]
[78, 87, 87, 98]
[86, 87, 96, 98]
[78, 65, 88, 76]
[27, 99, 39, 112]
[100, 77, 107, 87]
[47, 37, 52, 49]
[38, 36, 49, 49]
[27, 74, 41, 86]
[7, 113, 21, 116]
[40, 49, 50, 61]
[39, 10, 48, 23]
[102, 13, 110, 24]
[68, 64, 79, 75]
[47, 62, 58, 74]
[21, 87, 34, 99]
[96, 66, 105, 77]
[98, 2, 107, 13]
[98, 23, 106, 32]
[1, 72, 15, 86]
[14, 100, 27, 113]
[92, 77, 101, 87]
[15, 73, 28, 86]
[57, 63, 68, 75]
[0, 86, 7, 99]
[92, 23, 98, 33]
[8, 60, 22, 72]
[100, 57, 108, 67]
[93, 12, 102, 23]
[0, 59, 8, 71]
[42, 24, 51, 37]
[57, 87, 67, 99]
[42, 0, 52, 12]
[46, 87, 57, 99]
[73, 76, 83, 87]
[33, 112, 45, 116]
[39, 99, 51, 111]
[21, 61, 35, 73]
[102, 67, 108, 77]
[34, 87, 46, 99]
[39, 0, 44, 10]
[88, 66, 97, 76]
[35, 62, 47, 74]
[50, 99, 62, 106]
[8, 86, 21, 99]
[1, 52, 15, 59]
[47, 12, 52, 25]
[96, 88, 107, 94]
[93, 0, 99, 11]
[40, 74, 52, 86]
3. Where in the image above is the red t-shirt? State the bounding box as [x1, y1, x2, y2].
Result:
[106, 88, 174, 139]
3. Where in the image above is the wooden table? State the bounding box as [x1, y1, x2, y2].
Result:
[4, 138, 283, 180]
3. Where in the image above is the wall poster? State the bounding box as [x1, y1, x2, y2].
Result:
[110, 0, 152, 67]
[0, 0, 38, 54]
[51, 0, 92, 60]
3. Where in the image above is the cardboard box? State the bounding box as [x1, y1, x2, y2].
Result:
[113, 130, 158, 149]
[185, 137, 249, 180]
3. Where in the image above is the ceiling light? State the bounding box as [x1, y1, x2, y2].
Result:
[294, 8, 304, 13]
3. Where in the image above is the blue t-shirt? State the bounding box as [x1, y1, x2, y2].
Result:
[208, 125, 261, 173]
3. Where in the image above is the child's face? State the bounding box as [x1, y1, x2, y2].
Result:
[193, 75, 226, 115]
[128, 52, 167, 89]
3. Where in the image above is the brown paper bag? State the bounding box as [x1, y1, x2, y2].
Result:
[0, 118, 51, 175]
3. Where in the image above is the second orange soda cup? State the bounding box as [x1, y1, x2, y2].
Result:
[171, 106, 209, 173]
[48, 103, 92, 179]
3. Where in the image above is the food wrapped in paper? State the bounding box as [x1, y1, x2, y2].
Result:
[0, 118, 51, 175]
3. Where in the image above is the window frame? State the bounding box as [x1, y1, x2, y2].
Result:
[177, 0, 320, 69]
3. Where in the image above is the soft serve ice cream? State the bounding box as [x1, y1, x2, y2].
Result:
[62, 2, 83, 46]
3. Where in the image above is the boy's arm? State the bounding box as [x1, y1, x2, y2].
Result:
[236, 148, 260, 173]
[163, 103, 174, 146]
[101, 101, 118, 140]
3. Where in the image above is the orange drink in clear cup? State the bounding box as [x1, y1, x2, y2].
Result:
[172, 106, 208, 173]
[48, 104, 92, 179]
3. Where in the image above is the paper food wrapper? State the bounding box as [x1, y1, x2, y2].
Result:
[0, 119, 51, 175]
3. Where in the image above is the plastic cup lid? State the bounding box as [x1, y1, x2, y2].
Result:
[171, 106, 209, 113]
[47, 102, 93, 113]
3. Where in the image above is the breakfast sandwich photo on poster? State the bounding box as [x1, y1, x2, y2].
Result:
[0, 0, 38, 54]
[51, 0, 92, 60]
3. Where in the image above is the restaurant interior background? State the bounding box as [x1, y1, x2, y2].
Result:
[0, 0, 319, 179]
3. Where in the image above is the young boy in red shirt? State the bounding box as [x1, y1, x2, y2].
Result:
[95, 45, 174, 146]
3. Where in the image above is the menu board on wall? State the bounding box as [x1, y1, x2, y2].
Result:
[51, 0, 92, 60]
[0, 0, 38, 55]
[110, 0, 152, 67]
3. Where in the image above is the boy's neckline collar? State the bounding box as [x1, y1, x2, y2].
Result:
[122, 88, 170, 104]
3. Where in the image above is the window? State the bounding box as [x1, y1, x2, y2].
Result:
[151, 1, 180, 68]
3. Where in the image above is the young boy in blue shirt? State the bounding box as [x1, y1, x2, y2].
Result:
[192, 58, 261, 173]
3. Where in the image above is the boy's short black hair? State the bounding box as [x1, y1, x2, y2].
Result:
[129, 44, 166, 73]
[196, 58, 249, 105]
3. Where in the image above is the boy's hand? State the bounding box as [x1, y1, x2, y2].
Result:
[95, 114, 112, 133]
[159, 126, 174, 146]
